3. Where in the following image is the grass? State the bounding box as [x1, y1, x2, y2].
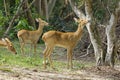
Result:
[0, 41, 95, 72]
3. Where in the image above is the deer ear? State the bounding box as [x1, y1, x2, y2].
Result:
[5, 38, 11, 44]
[38, 18, 42, 20]
[73, 17, 78, 22]
[36, 19, 39, 22]
[2, 38, 5, 42]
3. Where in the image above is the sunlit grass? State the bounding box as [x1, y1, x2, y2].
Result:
[0, 41, 43, 68]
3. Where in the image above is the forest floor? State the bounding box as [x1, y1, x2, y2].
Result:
[0, 65, 120, 80]
[0, 45, 120, 80]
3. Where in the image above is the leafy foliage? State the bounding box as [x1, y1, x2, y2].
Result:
[8, 19, 34, 38]
[0, 0, 119, 38]
[15, 19, 34, 31]
[0, 10, 9, 37]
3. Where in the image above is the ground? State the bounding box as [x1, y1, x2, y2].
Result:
[0, 65, 120, 80]
[0, 45, 120, 80]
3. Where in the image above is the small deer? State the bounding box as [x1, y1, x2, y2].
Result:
[42, 18, 88, 69]
[0, 38, 17, 54]
[17, 18, 48, 54]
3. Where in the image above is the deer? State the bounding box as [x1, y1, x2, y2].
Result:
[42, 18, 89, 69]
[17, 18, 49, 54]
[0, 38, 17, 54]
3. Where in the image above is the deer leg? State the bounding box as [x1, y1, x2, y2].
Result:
[43, 46, 49, 69]
[67, 48, 73, 69]
[20, 42, 25, 55]
[67, 49, 70, 69]
[30, 44, 32, 53]
[47, 47, 54, 69]
[70, 49, 73, 69]
[29, 44, 33, 57]
[34, 43, 37, 54]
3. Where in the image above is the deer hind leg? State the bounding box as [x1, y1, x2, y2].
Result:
[43, 46, 49, 69]
[20, 42, 25, 55]
[43, 45, 54, 69]
[67, 48, 73, 69]
[47, 47, 54, 69]
[19, 37, 25, 55]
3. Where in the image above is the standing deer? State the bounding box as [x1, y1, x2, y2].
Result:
[42, 18, 88, 69]
[0, 38, 17, 54]
[17, 18, 48, 54]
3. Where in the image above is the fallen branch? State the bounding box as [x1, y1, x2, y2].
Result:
[78, 43, 92, 58]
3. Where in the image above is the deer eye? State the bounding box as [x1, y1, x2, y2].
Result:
[9, 45, 12, 47]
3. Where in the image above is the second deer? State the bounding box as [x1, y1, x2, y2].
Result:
[17, 18, 48, 54]
[42, 18, 89, 69]
[0, 38, 17, 54]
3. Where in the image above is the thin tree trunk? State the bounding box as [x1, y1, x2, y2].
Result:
[48, 0, 57, 17]
[22, 0, 36, 28]
[105, 13, 117, 67]
[68, 0, 85, 19]
[105, 2, 120, 67]
[44, 0, 48, 21]
[85, 0, 104, 66]
[3, 0, 8, 17]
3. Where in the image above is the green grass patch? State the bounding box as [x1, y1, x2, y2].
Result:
[0, 67, 12, 72]
[0, 41, 95, 71]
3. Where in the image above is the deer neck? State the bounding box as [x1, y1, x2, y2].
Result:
[75, 24, 84, 38]
[37, 24, 44, 33]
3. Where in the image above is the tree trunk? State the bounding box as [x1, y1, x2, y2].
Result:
[105, 14, 117, 67]
[69, 0, 104, 66]
[105, 2, 120, 67]
[85, 0, 104, 66]
[22, 0, 36, 28]
[34, 0, 56, 21]
[48, 0, 57, 17]
[68, 0, 85, 19]
[44, 0, 48, 21]
[3, 0, 8, 17]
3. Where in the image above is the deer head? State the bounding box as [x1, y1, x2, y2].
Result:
[36, 18, 49, 26]
[74, 18, 88, 28]
[2, 38, 17, 54]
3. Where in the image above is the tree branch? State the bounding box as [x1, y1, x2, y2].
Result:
[3, 0, 25, 37]
[68, 0, 85, 19]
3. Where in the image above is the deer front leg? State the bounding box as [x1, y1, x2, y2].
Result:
[70, 50, 73, 69]
[34, 43, 37, 54]
[20, 42, 25, 55]
[67, 48, 73, 69]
